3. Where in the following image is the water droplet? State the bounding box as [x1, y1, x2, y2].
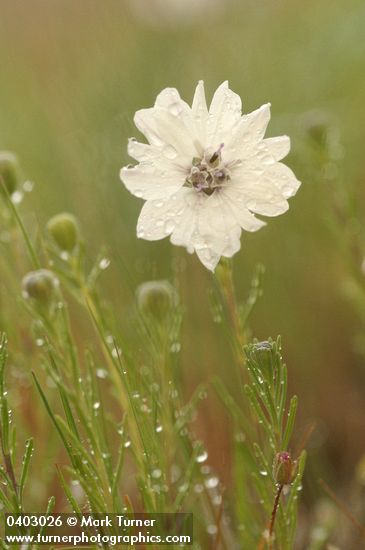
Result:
[205, 476, 219, 489]
[111, 346, 122, 358]
[168, 102, 183, 116]
[163, 144, 178, 160]
[151, 469, 162, 479]
[124, 440, 131, 449]
[23, 180, 34, 192]
[11, 191, 23, 204]
[93, 402, 100, 410]
[196, 451, 208, 464]
[170, 342, 181, 353]
[96, 369, 108, 379]
[60, 251, 70, 261]
[156, 425, 163, 433]
[207, 525, 218, 535]
[247, 199, 257, 210]
[164, 219, 175, 233]
[99, 258, 110, 270]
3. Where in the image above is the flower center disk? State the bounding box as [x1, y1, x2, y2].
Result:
[185, 144, 230, 196]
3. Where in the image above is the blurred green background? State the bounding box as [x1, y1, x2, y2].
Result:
[1, 0, 365, 515]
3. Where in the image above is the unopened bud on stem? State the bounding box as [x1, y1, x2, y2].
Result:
[0, 152, 20, 195]
[47, 212, 80, 252]
[273, 451, 296, 486]
[136, 280, 177, 320]
[22, 269, 59, 307]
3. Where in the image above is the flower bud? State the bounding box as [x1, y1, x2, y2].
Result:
[273, 451, 296, 486]
[22, 269, 59, 306]
[46, 213, 80, 252]
[136, 280, 177, 320]
[0, 151, 20, 195]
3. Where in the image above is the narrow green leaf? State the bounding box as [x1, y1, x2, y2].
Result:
[19, 438, 34, 503]
[282, 396, 298, 450]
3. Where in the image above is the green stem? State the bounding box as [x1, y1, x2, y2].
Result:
[1, 179, 41, 270]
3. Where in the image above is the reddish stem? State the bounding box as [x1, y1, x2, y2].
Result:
[268, 484, 283, 548]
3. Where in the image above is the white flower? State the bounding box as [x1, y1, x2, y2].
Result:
[120, 81, 301, 271]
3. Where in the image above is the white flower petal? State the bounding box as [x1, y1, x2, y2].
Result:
[206, 81, 242, 147]
[194, 192, 242, 270]
[263, 136, 290, 161]
[154, 87, 186, 110]
[192, 80, 209, 144]
[195, 245, 222, 271]
[120, 162, 185, 200]
[127, 139, 161, 163]
[262, 162, 301, 198]
[134, 108, 198, 160]
[224, 103, 271, 162]
[136, 188, 196, 240]
[220, 188, 266, 232]
[170, 190, 203, 249]
[230, 168, 289, 217]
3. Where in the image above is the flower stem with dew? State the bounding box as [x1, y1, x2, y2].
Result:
[215, 258, 246, 390]
[82, 287, 145, 461]
[0, 177, 41, 270]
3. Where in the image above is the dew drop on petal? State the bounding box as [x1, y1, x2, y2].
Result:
[247, 199, 257, 210]
[168, 102, 183, 116]
[163, 144, 178, 160]
[164, 220, 175, 234]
